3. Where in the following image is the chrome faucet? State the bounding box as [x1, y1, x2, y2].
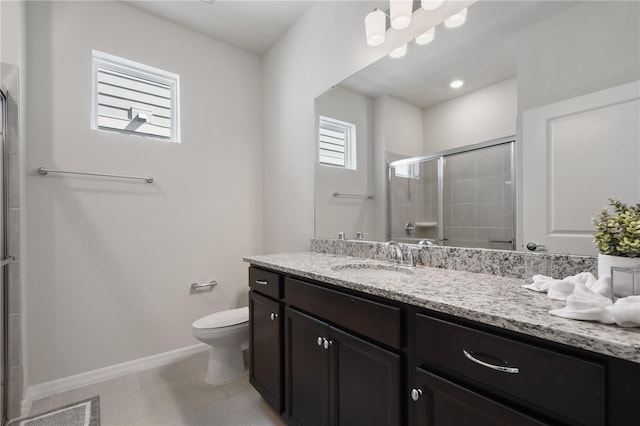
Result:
[386, 241, 404, 264]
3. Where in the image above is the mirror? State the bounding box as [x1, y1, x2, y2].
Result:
[314, 0, 640, 254]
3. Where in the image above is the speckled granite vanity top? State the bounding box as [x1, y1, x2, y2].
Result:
[244, 251, 640, 364]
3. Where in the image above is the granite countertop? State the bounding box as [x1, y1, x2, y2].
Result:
[244, 251, 640, 364]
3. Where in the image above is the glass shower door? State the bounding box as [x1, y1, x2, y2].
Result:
[0, 89, 6, 425]
[442, 142, 514, 250]
[388, 157, 442, 244]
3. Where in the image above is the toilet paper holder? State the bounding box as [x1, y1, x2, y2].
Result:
[190, 280, 218, 290]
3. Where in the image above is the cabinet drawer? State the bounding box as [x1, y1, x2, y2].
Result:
[415, 314, 604, 426]
[249, 267, 282, 299]
[285, 277, 401, 349]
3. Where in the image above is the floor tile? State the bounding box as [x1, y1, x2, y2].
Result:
[231, 387, 285, 426]
[164, 396, 251, 426]
[100, 391, 152, 426]
[26, 353, 282, 426]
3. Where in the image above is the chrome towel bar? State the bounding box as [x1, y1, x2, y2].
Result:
[191, 280, 218, 290]
[333, 192, 374, 199]
[38, 167, 154, 183]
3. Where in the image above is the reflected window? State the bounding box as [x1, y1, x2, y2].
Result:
[318, 116, 356, 170]
[394, 163, 420, 179]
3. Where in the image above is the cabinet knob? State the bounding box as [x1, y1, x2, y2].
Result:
[411, 388, 423, 402]
[322, 338, 333, 350]
[317, 336, 323, 346]
[269, 312, 278, 321]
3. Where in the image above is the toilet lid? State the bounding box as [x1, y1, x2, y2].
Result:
[192, 306, 249, 329]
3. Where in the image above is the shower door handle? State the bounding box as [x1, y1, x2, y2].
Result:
[0, 256, 16, 266]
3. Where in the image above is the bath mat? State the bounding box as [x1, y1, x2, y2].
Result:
[9, 396, 100, 426]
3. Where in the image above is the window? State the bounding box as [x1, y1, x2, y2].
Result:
[319, 116, 356, 170]
[92, 50, 180, 142]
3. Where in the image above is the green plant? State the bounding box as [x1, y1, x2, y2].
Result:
[594, 198, 640, 257]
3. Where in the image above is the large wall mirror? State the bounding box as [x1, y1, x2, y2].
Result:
[314, 0, 640, 256]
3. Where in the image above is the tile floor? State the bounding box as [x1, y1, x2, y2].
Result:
[28, 352, 285, 426]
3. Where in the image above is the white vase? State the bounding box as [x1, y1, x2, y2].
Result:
[597, 253, 640, 278]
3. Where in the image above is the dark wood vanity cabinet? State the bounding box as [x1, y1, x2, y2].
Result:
[410, 313, 606, 426]
[248, 267, 284, 413]
[249, 291, 282, 412]
[248, 264, 640, 426]
[284, 307, 401, 426]
[414, 368, 545, 426]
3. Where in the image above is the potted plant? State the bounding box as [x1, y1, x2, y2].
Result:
[593, 197, 640, 277]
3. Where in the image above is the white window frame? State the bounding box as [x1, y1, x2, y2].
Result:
[318, 116, 356, 170]
[91, 50, 181, 143]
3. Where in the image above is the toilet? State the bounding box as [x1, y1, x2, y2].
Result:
[192, 306, 249, 385]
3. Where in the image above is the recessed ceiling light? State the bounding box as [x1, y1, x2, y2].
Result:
[450, 79, 464, 89]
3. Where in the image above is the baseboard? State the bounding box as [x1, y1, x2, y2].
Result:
[22, 343, 208, 415]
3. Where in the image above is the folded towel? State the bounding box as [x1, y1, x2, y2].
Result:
[605, 296, 640, 327]
[549, 283, 615, 323]
[522, 275, 557, 292]
[523, 272, 611, 301]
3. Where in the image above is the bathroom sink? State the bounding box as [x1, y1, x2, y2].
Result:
[330, 263, 414, 279]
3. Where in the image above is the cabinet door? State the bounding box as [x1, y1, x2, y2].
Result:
[285, 307, 330, 426]
[331, 327, 401, 426]
[414, 368, 546, 426]
[249, 291, 282, 412]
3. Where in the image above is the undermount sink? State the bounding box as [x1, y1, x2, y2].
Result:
[330, 263, 414, 279]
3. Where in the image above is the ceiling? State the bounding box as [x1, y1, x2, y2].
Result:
[340, 1, 578, 108]
[122, 0, 314, 55]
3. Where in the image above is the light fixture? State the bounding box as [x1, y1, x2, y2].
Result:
[389, 43, 407, 59]
[390, 0, 413, 30]
[415, 27, 435, 45]
[444, 8, 467, 28]
[365, 9, 387, 46]
[421, 0, 443, 11]
[450, 79, 464, 89]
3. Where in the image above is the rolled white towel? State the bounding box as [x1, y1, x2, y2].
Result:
[523, 272, 612, 301]
[606, 296, 640, 327]
[549, 283, 615, 323]
[548, 280, 576, 301]
[589, 276, 612, 300]
[523, 274, 556, 292]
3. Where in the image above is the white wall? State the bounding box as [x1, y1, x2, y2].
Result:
[262, 0, 475, 253]
[315, 86, 375, 240]
[379, 95, 424, 158]
[517, 1, 640, 112]
[422, 77, 517, 153]
[25, 1, 263, 385]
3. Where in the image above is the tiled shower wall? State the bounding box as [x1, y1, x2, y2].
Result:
[2, 62, 23, 419]
[389, 159, 439, 243]
[443, 143, 513, 250]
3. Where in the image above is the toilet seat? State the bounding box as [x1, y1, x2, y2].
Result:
[192, 306, 248, 330]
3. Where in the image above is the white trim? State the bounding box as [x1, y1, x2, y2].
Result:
[22, 343, 208, 415]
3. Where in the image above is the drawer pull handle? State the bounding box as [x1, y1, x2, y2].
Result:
[462, 349, 519, 374]
[269, 312, 278, 321]
[255, 280, 268, 286]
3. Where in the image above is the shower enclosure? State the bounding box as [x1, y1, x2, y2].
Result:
[388, 137, 515, 250]
[0, 88, 7, 425]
